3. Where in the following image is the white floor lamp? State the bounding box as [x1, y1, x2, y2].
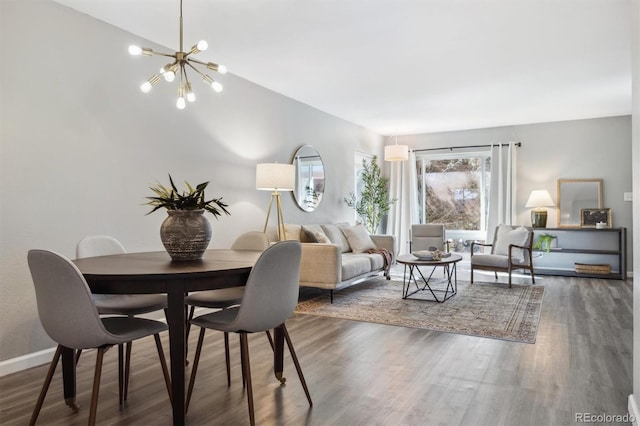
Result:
[256, 163, 295, 241]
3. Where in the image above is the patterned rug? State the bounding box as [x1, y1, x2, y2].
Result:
[295, 278, 545, 343]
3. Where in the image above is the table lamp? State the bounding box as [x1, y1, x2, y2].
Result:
[525, 189, 555, 228]
[256, 162, 295, 241]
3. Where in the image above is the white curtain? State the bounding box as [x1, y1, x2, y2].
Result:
[387, 150, 418, 255]
[486, 142, 517, 242]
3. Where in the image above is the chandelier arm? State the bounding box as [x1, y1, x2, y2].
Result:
[184, 61, 206, 78]
[150, 51, 178, 59]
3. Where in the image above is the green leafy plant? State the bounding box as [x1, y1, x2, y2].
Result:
[146, 174, 230, 218]
[344, 155, 396, 234]
[533, 233, 557, 252]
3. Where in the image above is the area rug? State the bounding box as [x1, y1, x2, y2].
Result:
[295, 278, 545, 343]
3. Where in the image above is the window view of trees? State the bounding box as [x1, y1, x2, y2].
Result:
[416, 156, 491, 231]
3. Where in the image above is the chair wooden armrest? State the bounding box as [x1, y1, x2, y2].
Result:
[471, 240, 492, 256]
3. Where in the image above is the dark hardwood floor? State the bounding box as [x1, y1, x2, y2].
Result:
[0, 264, 633, 425]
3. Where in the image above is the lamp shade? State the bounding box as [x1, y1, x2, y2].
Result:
[384, 144, 409, 161]
[525, 190, 555, 208]
[256, 163, 295, 191]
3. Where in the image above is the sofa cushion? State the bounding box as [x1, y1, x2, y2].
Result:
[341, 224, 376, 253]
[284, 224, 302, 241]
[321, 224, 351, 253]
[354, 253, 385, 270]
[494, 225, 529, 263]
[341, 254, 373, 280]
[302, 225, 328, 243]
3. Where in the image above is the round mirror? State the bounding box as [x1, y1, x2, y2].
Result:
[292, 145, 325, 212]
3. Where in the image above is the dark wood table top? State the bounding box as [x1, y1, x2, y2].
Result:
[73, 249, 262, 280]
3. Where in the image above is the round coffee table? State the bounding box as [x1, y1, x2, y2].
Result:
[396, 253, 463, 302]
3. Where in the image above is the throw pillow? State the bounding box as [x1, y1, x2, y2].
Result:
[313, 231, 331, 244]
[493, 225, 530, 263]
[341, 224, 377, 254]
[321, 224, 351, 253]
[284, 224, 302, 241]
[302, 224, 329, 243]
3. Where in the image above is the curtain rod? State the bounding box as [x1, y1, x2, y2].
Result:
[413, 142, 521, 153]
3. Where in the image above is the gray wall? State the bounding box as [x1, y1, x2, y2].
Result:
[0, 0, 382, 362]
[389, 116, 634, 271]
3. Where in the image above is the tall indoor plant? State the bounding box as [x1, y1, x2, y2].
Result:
[146, 174, 230, 261]
[344, 155, 396, 234]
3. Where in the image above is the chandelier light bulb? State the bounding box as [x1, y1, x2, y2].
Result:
[163, 71, 176, 82]
[211, 81, 223, 93]
[129, 45, 143, 55]
[218, 65, 227, 74]
[140, 74, 161, 93]
[185, 83, 196, 102]
[197, 40, 208, 51]
[176, 96, 186, 109]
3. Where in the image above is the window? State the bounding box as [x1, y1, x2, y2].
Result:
[416, 152, 491, 232]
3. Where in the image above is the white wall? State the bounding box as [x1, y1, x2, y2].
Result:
[630, 0, 639, 420]
[390, 116, 634, 270]
[0, 0, 382, 362]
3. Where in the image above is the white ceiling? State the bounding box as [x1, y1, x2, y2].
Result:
[54, 0, 632, 135]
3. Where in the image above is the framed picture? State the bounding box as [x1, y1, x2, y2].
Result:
[580, 208, 612, 228]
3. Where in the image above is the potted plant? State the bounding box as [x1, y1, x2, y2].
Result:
[344, 156, 396, 234]
[533, 233, 557, 253]
[146, 174, 230, 261]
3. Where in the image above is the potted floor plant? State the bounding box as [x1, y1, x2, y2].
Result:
[146, 175, 230, 261]
[344, 155, 396, 234]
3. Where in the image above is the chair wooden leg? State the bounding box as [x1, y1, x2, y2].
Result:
[75, 349, 82, 365]
[118, 344, 124, 406]
[124, 342, 132, 401]
[281, 324, 312, 406]
[29, 345, 63, 426]
[494, 272, 498, 281]
[239, 333, 255, 426]
[224, 332, 231, 386]
[186, 328, 206, 413]
[265, 330, 274, 351]
[88, 347, 107, 426]
[153, 334, 172, 404]
[470, 267, 474, 284]
[239, 334, 246, 388]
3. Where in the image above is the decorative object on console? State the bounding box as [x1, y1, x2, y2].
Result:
[580, 208, 612, 228]
[344, 155, 396, 234]
[128, 0, 227, 109]
[525, 189, 555, 228]
[256, 162, 295, 241]
[384, 135, 409, 162]
[146, 174, 230, 261]
[557, 178, 603, 228]
[532, 233, 557, 252]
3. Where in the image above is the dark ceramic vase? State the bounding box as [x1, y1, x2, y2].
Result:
[160, 209, 212, 261]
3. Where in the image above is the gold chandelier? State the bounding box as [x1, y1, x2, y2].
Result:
[128, 0, 227, 109]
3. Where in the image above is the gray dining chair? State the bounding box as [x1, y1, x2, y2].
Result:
[27, 249, 171, 426]
[185, 241, 311, 426]
[76, 235, 167, 402]
[185, 231, 269, 384]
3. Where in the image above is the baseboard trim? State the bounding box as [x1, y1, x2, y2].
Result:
[629, 394, 639, 426]
[0, 346, 56, 378]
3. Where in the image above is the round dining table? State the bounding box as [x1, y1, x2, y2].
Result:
[71, 249, 278, 425]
